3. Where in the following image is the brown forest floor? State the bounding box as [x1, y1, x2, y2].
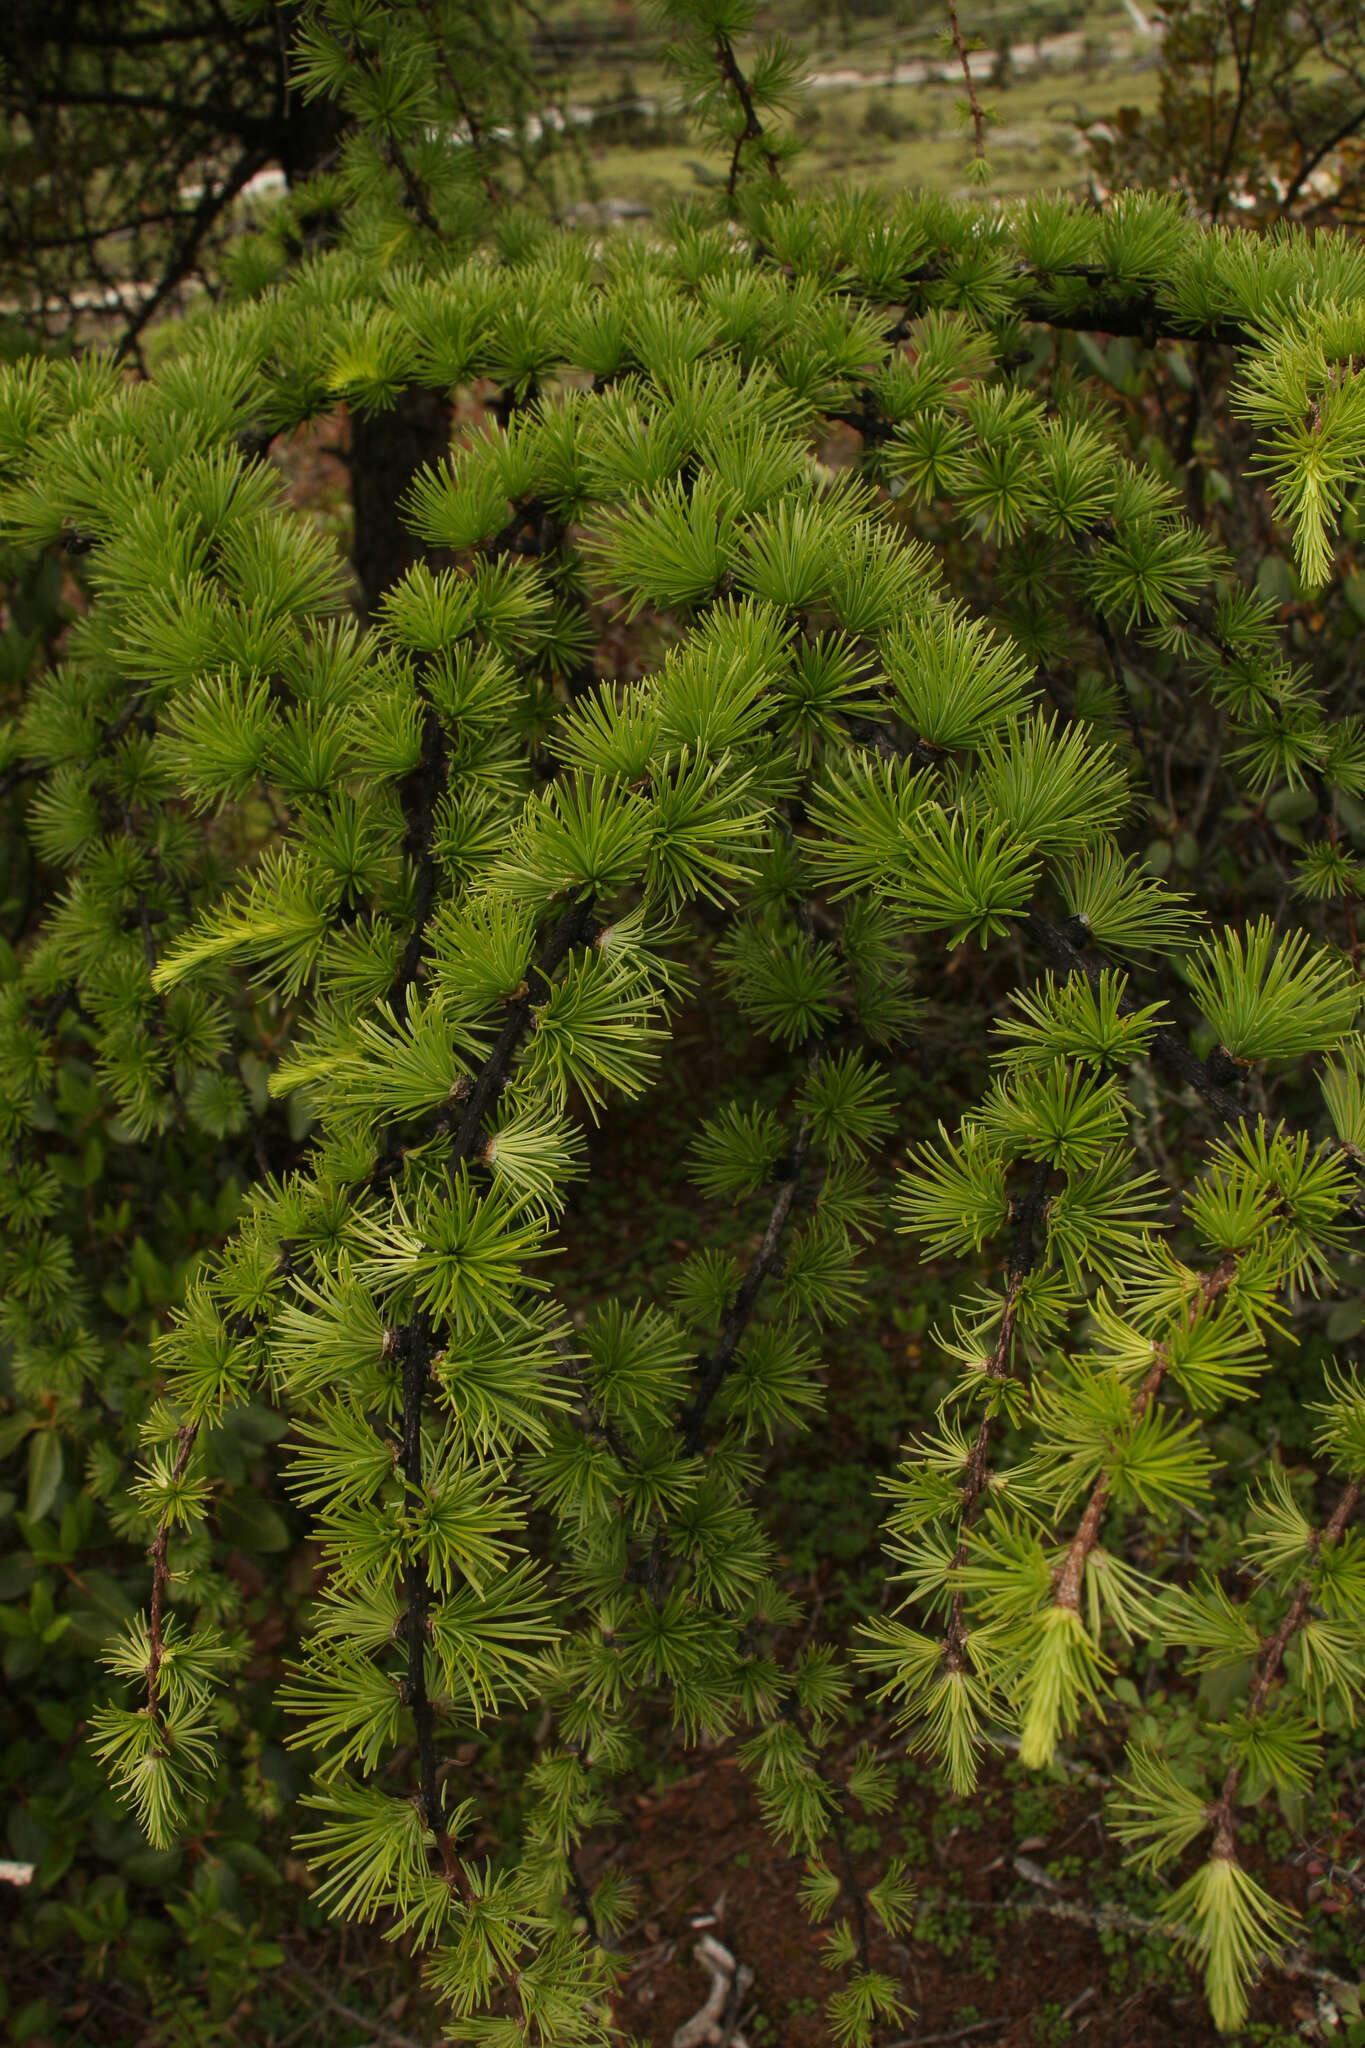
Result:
[590, 1738, 1346, 2046]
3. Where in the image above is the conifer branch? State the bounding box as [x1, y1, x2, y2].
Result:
[779, 1697, 878, 1980]
[1208, 1473, 1362, 1846]
[145, 1423, 199, 1724]
[478, 493, 550, 560]
[818, 314, 1254, 445]
[825, 1800, 875, 1979]
[681, 1039, 825, 1454]
[1052, 1253, 1240, 1613]
[566, 1846, 601, 1946]
[391, 890, 595, 1885]
[393, 1307, 471, 1898]
[383, 141, 443, 241]
[1012, 298, 1253, 350]
[944, 1160, 1051, 1673]
[1088, 600, 1151, 777]
[1020, 913, 1249, 1127]
[712, 31, 781, 201]
[946, 1887, 1360, 2004]
[329, 26, 444, 236]
[412, 0, 505, 208]
[448, 892, 597, 1170]
[945, 0, 989, 168]
[389, 698, 448, 1004]
[22, 168, 1365, 2040]
[558, 1333, 635, 1466]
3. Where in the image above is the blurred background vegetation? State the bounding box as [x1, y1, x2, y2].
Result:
[2, 0, 1363, 362]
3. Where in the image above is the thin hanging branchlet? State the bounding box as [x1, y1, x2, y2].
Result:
[389, 889, 596, 1883]
[681, 1036, 826, 1456]
[335, 27, 444, 237]
[712, 29, 782, 201]
[1088, 589, 1152, 777]
[782, 1693, 877, 1974]
[144, 1422, 199, 1727]
[944, 0, 990, 171]
[565, 1844, 602, 1948]
[389, 692, 450, 1004]
[942, 1159, 1051, 1676]
[394, 1306, 473, 1900]
[410, 0, 505, 210]
[1208, 1473, 1363, 1855]
[1052, 1252, 1241, 1614]
[558, 1334, 635, 1469]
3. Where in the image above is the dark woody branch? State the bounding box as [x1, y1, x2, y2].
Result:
[680, 1037, 826, 1455]
[713, 30, 782, 201]
[393, 891, 596, 1882]
[1019, 910, 1250, 1127]
[389, 697, 450, 1006]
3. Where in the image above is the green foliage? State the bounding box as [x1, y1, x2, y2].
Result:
[6, 22, 1365, 2043]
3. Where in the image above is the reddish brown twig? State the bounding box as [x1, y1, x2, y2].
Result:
[1053, 1254, 1239, 1613]
[945, 0, 988, 165]
[1207, 1474, 1362, 1855]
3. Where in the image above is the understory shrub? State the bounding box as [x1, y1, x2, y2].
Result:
[4, 6, 1365, 2043]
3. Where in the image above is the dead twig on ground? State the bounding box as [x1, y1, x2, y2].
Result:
[672, 1935, 753, 2048]
[281, 1961, 428, 2048]
[884, 2017, 1010, 2048]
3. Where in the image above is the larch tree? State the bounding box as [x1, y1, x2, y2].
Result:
[3, 3, 1365, 2042]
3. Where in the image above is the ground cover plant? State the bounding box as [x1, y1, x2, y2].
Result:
[4, 3, 1365, 2044]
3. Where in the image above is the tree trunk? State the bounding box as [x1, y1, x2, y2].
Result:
[349, 386, 453, 618]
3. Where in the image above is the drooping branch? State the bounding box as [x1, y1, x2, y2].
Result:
[412, 0, 505, 207]
[943, 1157, 1051, 1673]
[393, 890, 596, 1879]
[394, 1305, 470, 1897]
[781, 1698, 876, 1978]
[1019, 912, 1250, 1127]
[327, 25, 443, 237]
[145, 1423, 199, 1724]
[712, 30, 782, 201]
[1207, 1472, 1362, 1851]
[389, 697, 449, 1004]
[680, 1039, 825, 1454]
[945, 0, 989, 167]
[1052, 1252, 1240, 1613]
